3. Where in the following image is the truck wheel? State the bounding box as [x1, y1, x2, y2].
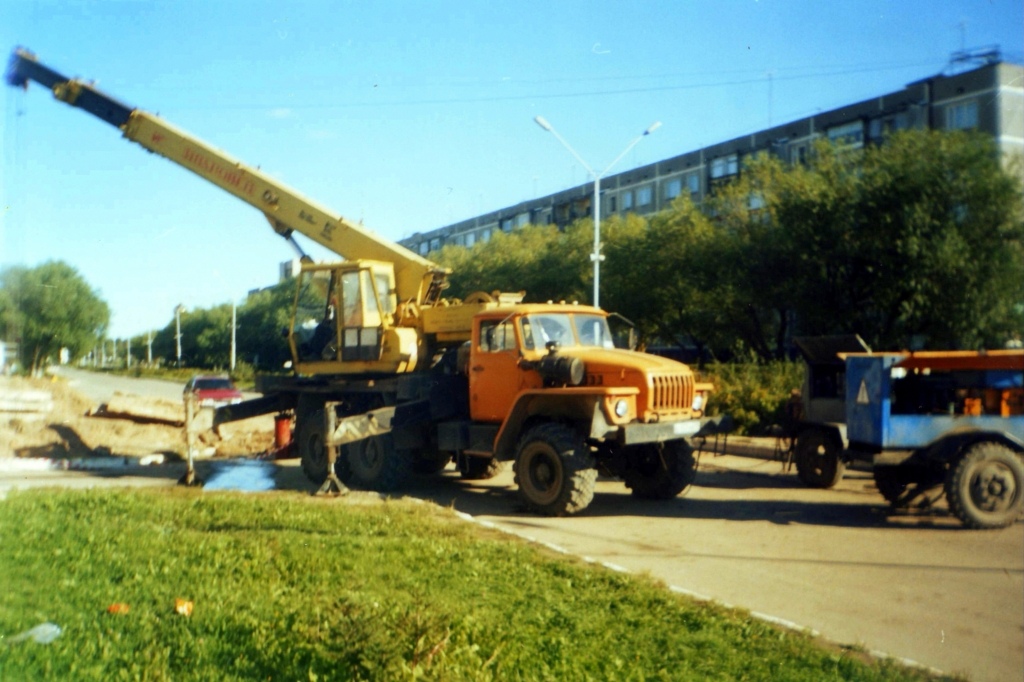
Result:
[513, 422, 596, 516]
[794, 429, 845, 488]
[338, 433, 409, 492]
[298, 408, 333, 485]
[622, 440, 696, 499]
[945, 442, 1024, 529]
[457, 454, 504, 480]
[412, 450, 452, 475]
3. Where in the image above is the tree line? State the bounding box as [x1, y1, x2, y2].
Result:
[2, 129, 1021, 373]
[437, 129, 1024, 359]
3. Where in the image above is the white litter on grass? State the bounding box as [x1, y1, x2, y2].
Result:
[5, 622, 62, 645]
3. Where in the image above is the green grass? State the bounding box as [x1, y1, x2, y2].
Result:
[0, 489, 945, 681]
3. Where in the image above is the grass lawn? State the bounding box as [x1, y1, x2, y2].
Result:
[0, 488, 946, 681]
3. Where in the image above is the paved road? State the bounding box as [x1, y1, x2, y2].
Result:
[51, 365, 188, 403]
[8, 369, 1024, 681]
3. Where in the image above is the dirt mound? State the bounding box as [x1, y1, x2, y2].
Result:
[1, 375, 276, 461]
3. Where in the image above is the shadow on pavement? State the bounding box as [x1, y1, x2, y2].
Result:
[25, 453, 972, 531]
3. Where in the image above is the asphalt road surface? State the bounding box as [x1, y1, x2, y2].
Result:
[7, 369, 1023, 682]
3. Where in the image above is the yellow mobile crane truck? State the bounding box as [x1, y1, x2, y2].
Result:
[7, 48, 726, 515]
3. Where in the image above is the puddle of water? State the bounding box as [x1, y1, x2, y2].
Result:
[203, 459, 277, 492]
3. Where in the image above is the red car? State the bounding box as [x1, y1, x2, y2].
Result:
[183, 375, 243, 408]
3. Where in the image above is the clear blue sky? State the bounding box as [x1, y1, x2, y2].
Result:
[2, 0, 1022, 339]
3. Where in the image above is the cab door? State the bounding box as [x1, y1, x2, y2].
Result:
[469, 317, 526, 422]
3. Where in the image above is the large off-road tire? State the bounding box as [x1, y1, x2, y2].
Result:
[337, 433, 409, 492]
[945, 442, 1024, 530]
[457, 454, 504, 480]
[513, 422, 596, 516]
[794, 428, 846, 489]
[622, 440, 696, 500]
[298, 408, 334, 485]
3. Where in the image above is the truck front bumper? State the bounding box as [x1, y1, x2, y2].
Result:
[616, 414, 734, 446]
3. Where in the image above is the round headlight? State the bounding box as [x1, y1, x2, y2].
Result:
[692, 394, 705, 411]
[614, 399, 629, 418]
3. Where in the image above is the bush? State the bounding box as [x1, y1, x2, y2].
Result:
[703, 361, 804, 435]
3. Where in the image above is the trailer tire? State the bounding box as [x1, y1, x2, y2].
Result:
[298, 408, 333, 485]
[457, 454, 504, 480]
[873, 465, 911, 505]
[794, 428, 845, 489]
[338, 433, 409, 492]
[513, 422, 596, 516]
[622, 440, 696, 499]
[945, 441, 1024, 530]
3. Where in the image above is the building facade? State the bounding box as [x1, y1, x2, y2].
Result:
[400, 55, 1023, 257]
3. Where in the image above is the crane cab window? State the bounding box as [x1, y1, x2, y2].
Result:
[340, 269, 384, 362]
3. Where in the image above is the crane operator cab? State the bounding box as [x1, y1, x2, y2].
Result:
[290, 261, 418, 376]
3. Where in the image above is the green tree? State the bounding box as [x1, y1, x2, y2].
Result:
[771, 130, 1024, 350]
[236, 282, 295, 371]
[0, 261, 110, 373]
[436, 223, 591, 303]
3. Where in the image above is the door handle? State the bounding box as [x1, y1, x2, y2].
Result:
[471, 365, 484, 372]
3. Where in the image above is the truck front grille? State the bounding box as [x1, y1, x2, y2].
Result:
[651, 373, 694, 413]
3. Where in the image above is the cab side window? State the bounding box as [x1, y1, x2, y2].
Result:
[479, 320, 517, 352]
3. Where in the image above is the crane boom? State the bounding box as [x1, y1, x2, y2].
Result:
[5, 48, 448, 306]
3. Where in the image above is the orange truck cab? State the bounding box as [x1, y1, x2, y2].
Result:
[430, 303, 724, 515]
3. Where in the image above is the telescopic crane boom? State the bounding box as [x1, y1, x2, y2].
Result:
[5, 48, 448, 308]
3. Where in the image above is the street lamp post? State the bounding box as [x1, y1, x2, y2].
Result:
[175, 304, 185, 367]
[534, 116, 661, 309]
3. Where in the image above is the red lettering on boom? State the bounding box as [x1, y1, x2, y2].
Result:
[181, 147, 253, 195]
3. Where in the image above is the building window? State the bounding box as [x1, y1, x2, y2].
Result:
[791, 145, 807, 165]
[516, 212, 530, 228]
[637, 185, 653, 207]
[481, 228, 492, 242]
[686, 172, 700, 196]
[827, 121, 864, 147]
[710, 154, 739, 179]
[419, 242, 429, 256]
[946, 100, 979, 130]
[609, 196, 617, 212]
[501, 218, 513, 232]
[429, 238, 441, 252]
[466, 232, 476, 247]
[621, 191, 633, 210]
[665, 178, 682, 200]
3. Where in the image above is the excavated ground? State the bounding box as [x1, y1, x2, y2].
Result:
[0, 375, 275, 461]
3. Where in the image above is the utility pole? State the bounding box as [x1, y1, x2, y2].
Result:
[126, 337, 132, 369]
[230, 301, 237, 372]
[146, 331, 153, 365]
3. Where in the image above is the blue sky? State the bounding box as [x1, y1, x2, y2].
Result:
[2, 0, 1022, 339]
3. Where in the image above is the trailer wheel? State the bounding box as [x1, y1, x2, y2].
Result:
[513, 422, 596, 516]
[338, 433, 409, 492]
[945, 442, 1024, 529]
[457, 454, 504, 480]
[298, 408, 333, 485]
[794, 429, 845, 488]
[873, 465, 911, 505]
[622, 440, 696, 499]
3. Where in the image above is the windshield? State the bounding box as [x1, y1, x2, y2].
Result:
[520, 313, 614, 350]
[195, 378, 234, 391]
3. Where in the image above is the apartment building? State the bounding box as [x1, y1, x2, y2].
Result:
[400, 53, 1023, 257]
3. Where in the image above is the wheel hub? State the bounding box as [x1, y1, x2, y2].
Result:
[971, 463, 1016, 512]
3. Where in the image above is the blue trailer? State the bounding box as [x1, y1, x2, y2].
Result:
[793, 347, 1024, 529]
